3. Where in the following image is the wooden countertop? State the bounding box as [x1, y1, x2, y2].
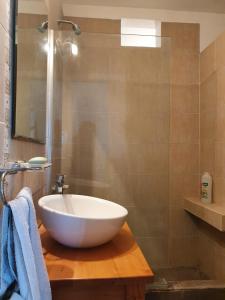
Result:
[40, 223, 154, 284]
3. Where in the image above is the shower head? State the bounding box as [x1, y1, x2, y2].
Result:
[71, 23, 81, 35]
[57, 20, 81, 35]
[37, 20, 81, 35]
[37, 21, 48, 33]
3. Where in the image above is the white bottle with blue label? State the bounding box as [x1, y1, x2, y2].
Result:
[201, 172, 212, 204]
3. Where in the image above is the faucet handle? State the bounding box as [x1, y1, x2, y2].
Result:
[56, 174, 65, 184]
[52, 184, 69, 193]
[52, 185, 57, 192]
[63, 184, 69, 190]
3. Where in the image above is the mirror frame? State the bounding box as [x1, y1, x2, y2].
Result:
[10, 0, 17, 140]
[10, 0, 45, 144]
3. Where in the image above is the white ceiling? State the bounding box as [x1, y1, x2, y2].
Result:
[60, 0, 225, 14]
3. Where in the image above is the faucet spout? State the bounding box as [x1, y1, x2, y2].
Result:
[56, 174, 64, 187]
[52, 174, 69, 194]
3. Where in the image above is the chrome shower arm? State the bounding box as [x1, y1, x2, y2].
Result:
[37, 20, 81, 35]
[57, 20, 81, 35]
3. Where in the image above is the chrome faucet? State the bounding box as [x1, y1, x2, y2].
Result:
[52, 174, 69, 194]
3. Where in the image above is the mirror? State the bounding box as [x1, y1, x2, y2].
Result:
[11, 0, 48, 144]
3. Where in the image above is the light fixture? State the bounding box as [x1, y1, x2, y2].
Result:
[43, 42, 49, 53]
[71, 43, 78, 56]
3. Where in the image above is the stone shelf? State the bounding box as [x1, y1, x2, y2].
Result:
[184, 197, 225, 231]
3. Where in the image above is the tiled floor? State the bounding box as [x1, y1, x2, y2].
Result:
[154, 267, 209, 281]
[146, 267, 225, 300]
[146, 289, 225, 300]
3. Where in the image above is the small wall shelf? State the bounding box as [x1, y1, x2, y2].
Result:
[184, 197, 225, 231]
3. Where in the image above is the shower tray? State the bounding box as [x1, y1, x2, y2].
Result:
[145, 267, 225, 300]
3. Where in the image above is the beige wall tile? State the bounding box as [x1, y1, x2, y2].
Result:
[200, 72, 217, 113]
[215, 101, 225, 143]
[200, 141, 215, 175]
[214, 143, 225, 178]
[64, 17, 120, 34]
[171, 85, 199, 114]
[69, 142, 109, 176]
[109, 112, 140, 145]
[136, 237, 169, 268]
[215, 31, 225, 68]
[214, 250, 225, 280]
[136, 173, 169, 209]
[138, 143, 169, 174]
[197, 230, 215, 278]
[108, 142, 139, 174]
[200, 110, 216, 142]
[213, 177, 225, 205]
[170, 143, 199, 175]
[107, 82, 128, 114]
[170, 174, 200, 207]
[217, 67, 225, 103]
[107, 49, 129, 82]
[68, 159, 110, 183]
[9, 140, 45, 161]
[200, 42, 216, 83]
[64, 173, 110, 198]
[169, 237, 198, 267]
[64, 81, 109, 113]
[126, 47, 170, 84]
[128, 206, 169, 237]
[171, 113, 199, 143]
[108, 172, 137, 207]
[170, 206, 198, 238]
[68, 111, 110, 145]
[139, 84, 170, 115]
[161, 22, 200, 52]
[17, 14, 47, 29]
[139, 112, 170, 144]
[171, 51, 199, 85]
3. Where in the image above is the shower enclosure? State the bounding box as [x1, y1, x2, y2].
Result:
[13, 16, 225, 299]
[50, 29, 171, 270]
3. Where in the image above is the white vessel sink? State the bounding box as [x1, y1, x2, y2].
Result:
[38, 194, 128, 248]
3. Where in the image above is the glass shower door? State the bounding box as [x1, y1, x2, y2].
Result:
[52, 30, 171, 269]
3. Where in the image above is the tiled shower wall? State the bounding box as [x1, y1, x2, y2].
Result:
[198, 30, 225, 280]
[60, 18, 200, 269]
[162, 23, 200, 268]
[0, 0, 46, 205]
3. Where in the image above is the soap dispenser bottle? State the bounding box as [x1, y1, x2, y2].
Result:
[201, 172, 212, 204]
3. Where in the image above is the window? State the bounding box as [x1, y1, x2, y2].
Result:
[121, 18, 161, 48]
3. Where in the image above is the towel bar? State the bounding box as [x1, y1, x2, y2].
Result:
[0, 162, 51, 205]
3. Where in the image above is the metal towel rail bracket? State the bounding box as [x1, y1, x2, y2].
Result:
[0, 162, 51, 206]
